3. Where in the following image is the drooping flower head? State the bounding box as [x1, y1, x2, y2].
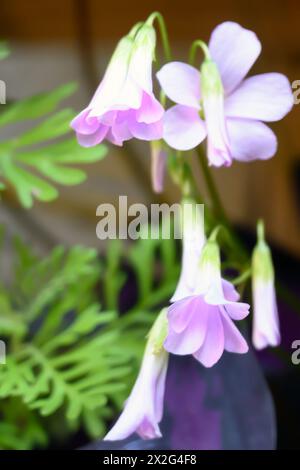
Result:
[165, 231, 250, 367]
[71, 20, 164, 147]
[104, 309, 169, 441]
[252, 220, 280, 350]
[157, 22, 293, 166]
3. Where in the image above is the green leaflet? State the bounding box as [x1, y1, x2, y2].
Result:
[0, 81, 107, 207]
[0, 229, 180, 449]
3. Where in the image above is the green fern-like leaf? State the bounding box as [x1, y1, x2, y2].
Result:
[0, 80, 107, 207]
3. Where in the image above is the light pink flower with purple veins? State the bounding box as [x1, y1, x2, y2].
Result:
[71, 24, 164, 147]
[157, 21, 294, 166]
[104, 311, 169, 441]
[165, 280, 250, 367]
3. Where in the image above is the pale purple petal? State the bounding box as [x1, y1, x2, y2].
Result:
[154, 357, 169, 422]
[225, 73, 294, 122]
[163, 105, 206, 151]
[165, 296, 208, 354]
[204, 95, 232, 167]
[171, 206, 206, 302]
[167, 296, 197, 333]
[137, 418, 162, 439]
[222, 279, 240, 302]
[129, 119, 163, 141]
[106, 129, 123, 146]
[227, 117, 277, 161]
[222, 301, 250, 321]
[157, 62, 201, 108]
[221, 312, 249, 354]
[104, 347, 168, 441]
[151, 145, 167, 193]
[252, 280, 280, 350]
[209, 22, 261, 95]
[193, 311, 224, 367]
[110, 110, 133, 143]
[136, 92, 164, 124]
[71, 109, 100, 135]
[75, 125, 109, 147]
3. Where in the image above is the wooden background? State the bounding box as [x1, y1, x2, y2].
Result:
[1, 0, 300, 256]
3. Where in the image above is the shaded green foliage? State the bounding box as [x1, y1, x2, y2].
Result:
[0, 230, 179, 449]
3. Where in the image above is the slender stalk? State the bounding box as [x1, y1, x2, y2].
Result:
[147, 12, 172, 62]
[189, 39, 210, 65]
[196, 146, 227, 223]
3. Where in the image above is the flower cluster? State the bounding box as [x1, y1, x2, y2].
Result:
[71, 12, 290, 442]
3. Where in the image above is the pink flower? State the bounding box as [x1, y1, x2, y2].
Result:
[165, 280, 250, 367]
[71, 24, 164, 147]
[104, 311, 169, 441]
[157, 22, 293, 166]
[167, 230, 250, 368]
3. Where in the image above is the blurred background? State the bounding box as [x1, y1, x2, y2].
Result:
[0, 0, 300, 450]
[0, 0, 300, 257]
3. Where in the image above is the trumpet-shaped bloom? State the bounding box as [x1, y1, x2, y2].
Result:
[167, 232, 250, 367]
[252, 224, 280, 349]
[165, 281, 250, 368]
[104, 310, 169, 441]
[71, 24, 164, 147]
[157, 22, 293, 166]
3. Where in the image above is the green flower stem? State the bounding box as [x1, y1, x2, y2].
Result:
[232, 268, 252, 286]
[196, 146, 227, 223]
[195, 145, 249, 264]
[147, 12, 172, 62]
[189, 39, 211, 65]
[147, 12, 171, 109]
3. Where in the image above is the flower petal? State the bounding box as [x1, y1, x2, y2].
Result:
[151, 145, 167, 193]
[165, 296, 208, 354]
[167, 296, 197, 333]
[163, 105, 206, 151]
[227, 118, 277, 161]
[157, 62, 201, 108]
[193, 311, 224, 367]
[75, 125, 109, 147]
[225, 73, 294, 122]
[136, 92, 164, 124]
[209, 22, 261, 95]
[252, 281, 281, 350]
[137, 417, 162, 439]
[222, 279, 240, 302]
[222, 302, 250, 321]
[154, 355, 169, 422]
[129, 119, 163, 141]
[221, 312, 249, 354]
[110, 110, 133, 144]
[204, 95, 232, 167]
[71, 109, 100, 135]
